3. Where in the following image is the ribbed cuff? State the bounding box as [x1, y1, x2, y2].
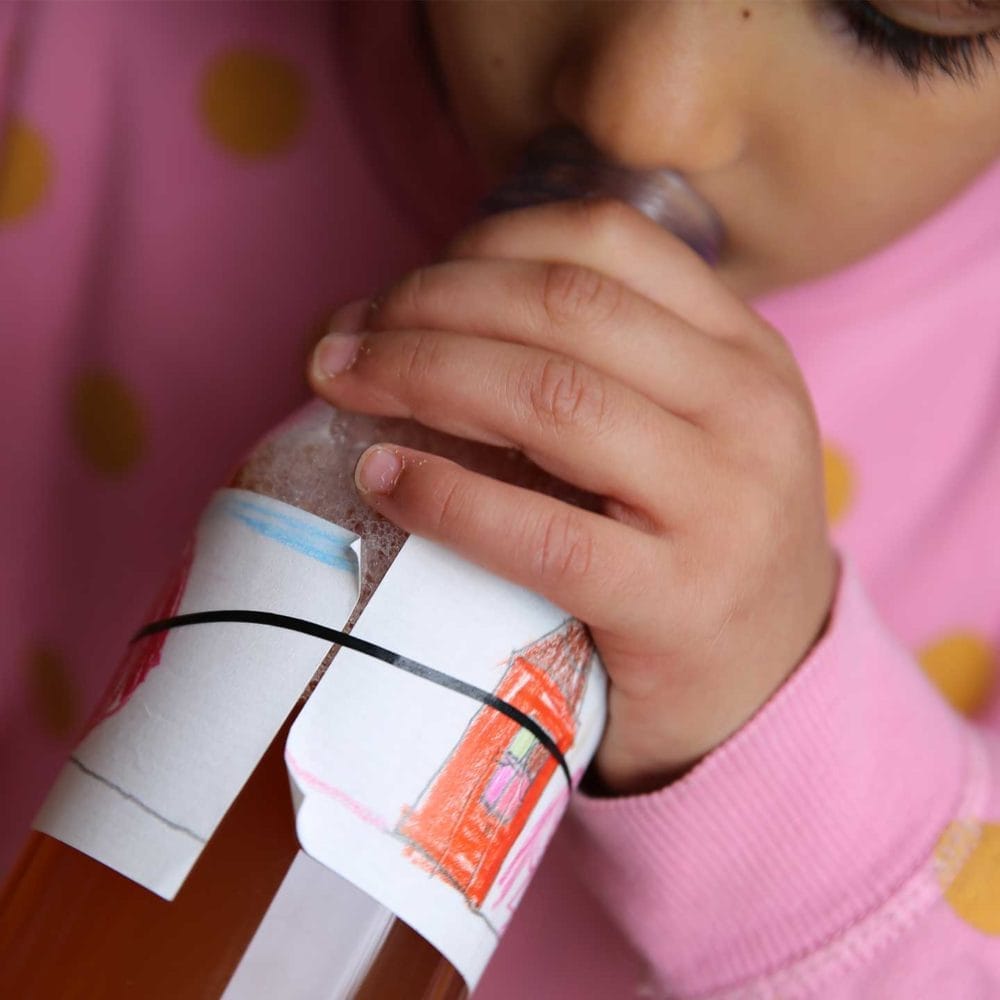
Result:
[570, 556, 969, 997]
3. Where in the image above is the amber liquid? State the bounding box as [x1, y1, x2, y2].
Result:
[0, 406, 577, 999]
[0, 716, 466, 999]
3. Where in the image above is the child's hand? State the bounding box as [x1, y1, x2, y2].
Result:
[310, 199, 838, 795]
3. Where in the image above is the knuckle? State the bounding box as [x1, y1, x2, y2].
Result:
[750, 365, 792, 428]
[758, 374, 817, 458]
[396, 330, 445, 388]
[525, 355, 608, 434]
[429, 469, 470, 536]
[724, 358, 810, 460]
[540, 260, 624, 329]
[530, 509, 594, 584]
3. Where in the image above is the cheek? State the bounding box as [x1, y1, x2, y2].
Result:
[736, 62, 1000, 295]
[820, 90, 1000, 260]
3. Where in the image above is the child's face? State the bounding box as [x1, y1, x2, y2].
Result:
[424, 0, 1000, 297]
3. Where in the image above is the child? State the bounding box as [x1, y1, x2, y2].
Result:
[4, 1, 1000, 996]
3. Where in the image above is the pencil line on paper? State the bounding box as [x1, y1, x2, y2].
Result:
[69, 757, 207, 844]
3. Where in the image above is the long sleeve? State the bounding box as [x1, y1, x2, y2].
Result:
[571, 555, 1000, 997]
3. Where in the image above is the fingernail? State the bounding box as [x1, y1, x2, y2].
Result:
[314, 332, 362, 377]
[313, 298, 370, 379]
[355, 446, 402, 495]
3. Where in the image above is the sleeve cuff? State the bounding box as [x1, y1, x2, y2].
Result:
[570, 554, 970, 996]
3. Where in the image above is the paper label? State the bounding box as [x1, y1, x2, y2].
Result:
[34, 489, 359, 899]
[286, 536, 607, 990]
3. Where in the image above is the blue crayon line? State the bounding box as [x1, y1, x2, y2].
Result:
[217, 493, 357, 573]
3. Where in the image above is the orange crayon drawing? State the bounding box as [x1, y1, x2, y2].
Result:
[396, 619, 593, 909]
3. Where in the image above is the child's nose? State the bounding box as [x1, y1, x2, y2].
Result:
[551, 1, 754, 177]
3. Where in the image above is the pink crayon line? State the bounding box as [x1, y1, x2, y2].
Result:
[285, 749, 389, 832]
[491, 769, 582, 913]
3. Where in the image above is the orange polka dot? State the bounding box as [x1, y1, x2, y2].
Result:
[199, 49, 308, 157]
[0, 118, 53, 224]
[919, 632, 995, 716]
[822, 442, 854, 525]
[936, 821, 1000, 934]
[69, 371, 147, 478]
[25, 643, 79, 739]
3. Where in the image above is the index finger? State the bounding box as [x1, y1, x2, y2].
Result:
[446, 197, 765, 348]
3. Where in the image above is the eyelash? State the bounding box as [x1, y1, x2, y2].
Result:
[829, 0, 1000, 84]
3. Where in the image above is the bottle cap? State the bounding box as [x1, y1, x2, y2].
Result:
[481, 125, 724, 265]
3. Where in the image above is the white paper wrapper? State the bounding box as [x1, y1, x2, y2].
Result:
[287, 536, 606, 990]
[35, 489, 359, 899]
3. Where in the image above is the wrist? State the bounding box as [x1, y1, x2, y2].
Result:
[581, 753, 698, 798]
[585, 705, 712, 796]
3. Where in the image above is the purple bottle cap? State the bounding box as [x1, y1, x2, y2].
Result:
[480, 126, 725, 265]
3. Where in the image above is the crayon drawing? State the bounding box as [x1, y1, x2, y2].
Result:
[395, 619, 592, 909]
[85, 543, 193, 732]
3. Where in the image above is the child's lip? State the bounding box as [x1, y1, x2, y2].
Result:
[480, 125, 726, 266]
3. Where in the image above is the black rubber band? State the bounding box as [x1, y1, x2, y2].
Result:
[134, 610, 572, 786]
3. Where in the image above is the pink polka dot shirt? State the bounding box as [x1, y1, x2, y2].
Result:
[3, 2, 1000, 997]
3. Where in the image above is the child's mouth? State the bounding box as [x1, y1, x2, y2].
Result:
[480, 125, 725, 266]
